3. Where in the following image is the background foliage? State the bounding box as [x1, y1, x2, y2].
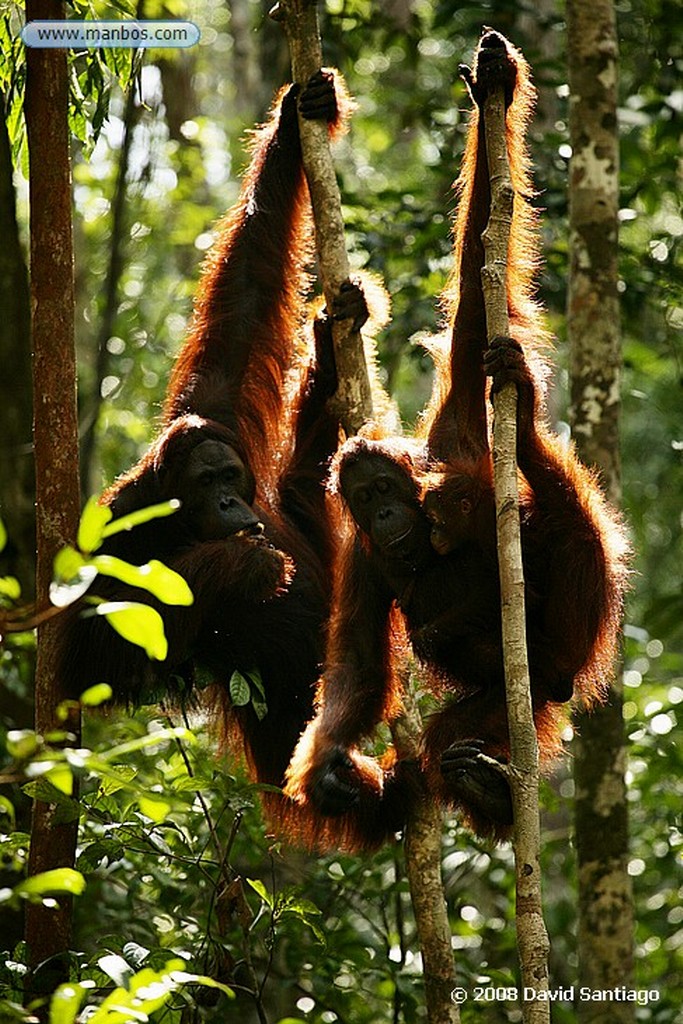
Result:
[0, 0, 681, 1020]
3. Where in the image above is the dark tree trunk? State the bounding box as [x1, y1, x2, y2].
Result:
[23, 0, 82, 1005]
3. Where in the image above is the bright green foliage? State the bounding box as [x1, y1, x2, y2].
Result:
[0, 519, 20, 602]
[0, 576, 22, 602]
[49, 498, 193, 659]
[76, 497, 114, 554]
[47, 958, 234, 1024]
[80, 684, 114, 707]
[100, 499, 182, 542]
[92, 555, 193, 605]
[5, 729, 39, 760]
[14, 867, 86, 900]
[94, 601, 170, 660]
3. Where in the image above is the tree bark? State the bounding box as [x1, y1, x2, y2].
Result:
[392, 689, 460, 1024]
[481, 79, 550, 1024]
[276, 0, 374, 434]
[566, 1, 634, 1019]
[24, 0, 81, 1003]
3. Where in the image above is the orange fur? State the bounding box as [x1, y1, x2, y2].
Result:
[58, 72, 388, 852]
[284, 31, 630, 849]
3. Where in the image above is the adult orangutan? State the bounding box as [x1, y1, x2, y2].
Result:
[57, 70, 399, 849]
[285, 31, 630, 843]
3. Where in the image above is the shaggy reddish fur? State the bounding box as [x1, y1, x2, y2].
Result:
[285, 32, 630, 845]
[57, 73, 391, 851]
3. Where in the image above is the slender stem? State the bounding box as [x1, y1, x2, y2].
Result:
[481, 80, 550, 1023]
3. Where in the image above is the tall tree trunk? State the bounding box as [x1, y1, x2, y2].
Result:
[0, 94, 34, 598]
[23, 0, 81, 1004]
[566, 2, 634, 1020]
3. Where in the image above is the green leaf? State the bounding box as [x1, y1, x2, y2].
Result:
[51, 547, 97, 607]
[97, 764, 137, 795]
[99, 727, 193, 762]
[229, 670, 251, 707]
[138, 794, 171, 822]
[282, 897, 322, 918]
[16, 868, 86, 898]
[246, 878, 273, 908]
[55, 699, 80, 724]
[98, 953, 132, 987]
[0, 795, 16, 827]
[77, 496, 113, 554]
[0, 518, 7, 553]
[101, 499, 181, 540]
[21, 779, 80, 822]
[80, 683, 113, 706]
[6, 729, 39, 760]
[97, 601, 168, 660]
[49, 983, 86, 1024]
[92, 554, 193, 606]
[122, 942, 150, 968]
[231, 668, 268, 719]
[247, 667, 265, 698]
[0, 576, 21, 601]
[251, 697, 268, 721]
[1, 832, 30, 855]
[46, 764, 74, 796]
[307, 921, 326, 945]
[169, 970, 234, 998]
[248, 669, 268, 719]
[53, 545, 88, 583]
[77, 839, 124, 872]
[88, 960, 189, 1022]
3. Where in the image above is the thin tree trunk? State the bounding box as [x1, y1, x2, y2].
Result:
[79, 78, 138, 497]
[228, 0, 264, 117]
[24, 0, 81, 1004]
[566, 2, 634, 1020]
[392, 690, 460, 1024]
[274, 0, 374, 435]
[480, 68, 550, 1024]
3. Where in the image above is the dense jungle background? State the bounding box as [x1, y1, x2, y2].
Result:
[0, 0, 681, 1021]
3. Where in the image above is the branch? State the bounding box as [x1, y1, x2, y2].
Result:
[273, 0, 373, 432]
[392, 684, 460, 1024]
[480, 79, 550, 1023]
